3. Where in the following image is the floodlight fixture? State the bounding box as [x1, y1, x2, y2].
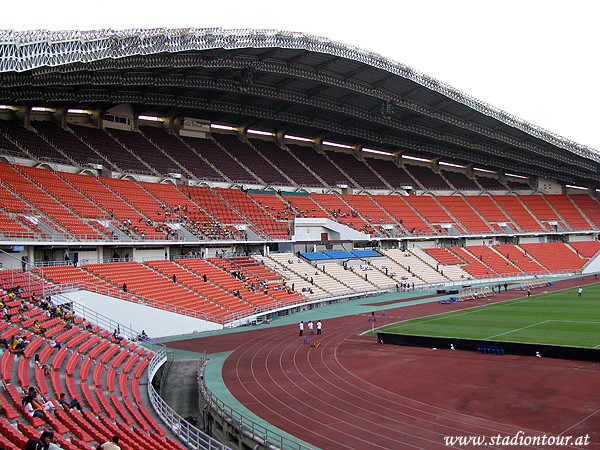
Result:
[323, 141, 353, 149]
[362, 148, 390, 155]
[439, 161, 464, 168]
[247, 129, 274, 136]
[402, 155, 431, 162]
[138, 115, 162, 122]
[285, 135, 312, 142]
[211, 123, 236, 131]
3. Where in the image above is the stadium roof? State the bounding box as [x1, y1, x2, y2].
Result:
[1, 27, 599, 187]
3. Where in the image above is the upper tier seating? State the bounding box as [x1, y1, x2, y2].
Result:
[0, 123, 27, 157]
[0, 120, 69, 164]
[107, 128, 178, 177]
[58, 172, 162, 239]
[441, 171, 479, 190]
[326, 152, 387, 189]
[366, 158, 416, 189]
[214, 135, 289, 185]
[140, 126, 224, 181]
[0, 210, 32, 238]
[31, 121, 103, 167]
[475, 176, 506, 190]
[341, 194, 396, 225]
[570, 194, 600, 228]
[404, 165, 451, 190]
[188, 135, 257, 184]
[249, 139, 321, 187]
[287, 144, 350, 187]
[507, 180, 531, 190]
[69, 124, 150, 174]
[183, 187, 241, 225]
[17, 166, 107, 225]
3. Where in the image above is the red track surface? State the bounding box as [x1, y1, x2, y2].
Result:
[166, 277, 600, 450]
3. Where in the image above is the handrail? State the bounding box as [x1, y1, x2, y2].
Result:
[197, 353, 313, 450]
[148, 348, 231, 450]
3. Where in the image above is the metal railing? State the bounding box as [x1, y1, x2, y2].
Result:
[148, 348, 231, 450]
[197, 353, 313, 450]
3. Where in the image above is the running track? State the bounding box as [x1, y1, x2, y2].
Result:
[166, 277, 600, 450]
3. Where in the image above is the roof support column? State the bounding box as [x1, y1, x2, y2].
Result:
[237, 126, 249, 143]
[314, 138, 324, 155]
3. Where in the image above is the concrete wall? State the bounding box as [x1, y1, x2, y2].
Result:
[62, 290, 222, 338]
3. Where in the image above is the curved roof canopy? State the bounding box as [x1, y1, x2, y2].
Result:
[0, 27, 599, 186]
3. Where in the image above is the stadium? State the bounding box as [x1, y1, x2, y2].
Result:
[0, 27, 598, 450]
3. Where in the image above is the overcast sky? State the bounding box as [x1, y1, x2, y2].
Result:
[2, 0, 599, 151]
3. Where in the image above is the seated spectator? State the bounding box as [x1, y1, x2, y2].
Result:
[59, 392, 82, 411]
[82, 319, 93, 331]
[137, 330, 148, 341]
[34, 354, 51, 376]
[100, 436, 121, 450]
[112, 329, 124, 342]
[23, 396, 52, 418]
[25, 430, 54, 450]
[48, 338, 61, 350]
[11, 336, 26, 354]
[0, 335, 9, 350]
[33, 320, 46, 335]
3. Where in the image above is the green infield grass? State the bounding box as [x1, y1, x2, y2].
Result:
[374, 283, 600, 348]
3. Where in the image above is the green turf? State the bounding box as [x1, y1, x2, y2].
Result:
[373, 284, 600, 348]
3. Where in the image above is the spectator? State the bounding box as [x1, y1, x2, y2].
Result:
[48, 338, 61, 350]
[113, 329, 124, 342]
[25, 431, 54, 450]
[23, 398, 44, 419]
[59, 393, 82, 411]
[100, 436, 121, 450]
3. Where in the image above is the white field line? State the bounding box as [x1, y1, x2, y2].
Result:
[486, 319, 600, 342]
[485, 320, 551, 339]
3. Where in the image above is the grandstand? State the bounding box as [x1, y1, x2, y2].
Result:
[0, 27, 599, 450]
